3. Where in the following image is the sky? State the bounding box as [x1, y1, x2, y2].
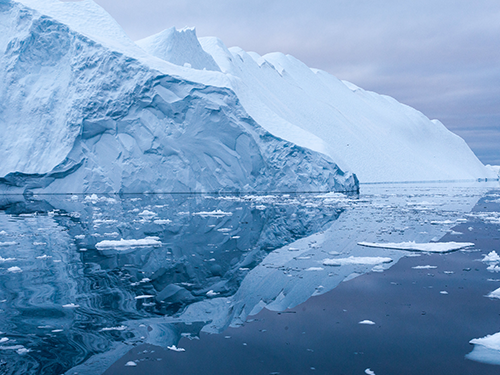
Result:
[94, 0, 500, 166]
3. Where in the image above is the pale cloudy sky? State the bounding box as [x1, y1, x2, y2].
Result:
[95, 0, 500, 165]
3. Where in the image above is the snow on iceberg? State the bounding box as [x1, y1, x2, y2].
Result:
[358, 241, 474, 253]
[0, 0, 357, 195]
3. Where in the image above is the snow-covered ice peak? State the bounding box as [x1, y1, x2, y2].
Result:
[137, 27, 221, 72]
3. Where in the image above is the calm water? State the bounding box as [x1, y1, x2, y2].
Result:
[0, 183, 499, 374]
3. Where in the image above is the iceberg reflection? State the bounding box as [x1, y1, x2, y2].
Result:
[0, 183, 494, 374]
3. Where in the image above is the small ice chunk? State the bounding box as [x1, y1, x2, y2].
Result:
[0, 338, 8, 343]
[359, 320, 376, 325]
[483, 251, 500, 263]
[17, 347, 30, 355]
[167, 345, 185, 352]
[206, 290, 219, 297]
[7, 266, 22, 273]
[412, 265, 437, 270]
[192, 210, 232, 218]
[0, 256, 16, 262]
[138, 210, 157, 217]
[365, 369, 376, 375]
[440, 291, 448, 295]
[154, 219, 172, 225]
[125, 361, 137, 367]
[36, 255, 52, 260]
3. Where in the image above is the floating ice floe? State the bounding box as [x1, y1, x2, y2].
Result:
[192, 210, 233, 218]
[167, 345, 185, 352]
[305, 267, 324, 272]
[358, 241, 474, 253]
[365, 369, 376, 375]
[99, 326, 127, 332]
[0, 256, 15, 262]
[7, 266, 22, 273]
[467, 332, 500, 365]
[359, 320, 376, 325]
[486, 288, 500, 299]
[125, 361, 137, 367]
[323, 256, 393, 266]
[154, 219, 172, 225]
[96, 237, 161, 250]
[482, 251, 500, 263]
[138, 210, 157, 217]
[206, 290, 219, 297]
[412, 265, 437, 270]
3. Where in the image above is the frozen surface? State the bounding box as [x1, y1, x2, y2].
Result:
[358, 241, 475, 253]
[0, 0, 356, 194]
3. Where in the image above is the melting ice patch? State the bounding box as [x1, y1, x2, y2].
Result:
[358, 241, 474, 253]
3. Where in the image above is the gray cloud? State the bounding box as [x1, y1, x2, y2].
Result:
[95, 0, 500, 165]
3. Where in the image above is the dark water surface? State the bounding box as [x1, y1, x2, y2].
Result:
[0, 183, 499, 374]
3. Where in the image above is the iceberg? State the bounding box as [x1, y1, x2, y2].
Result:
[0, 0, 357, 195]
[140, 28, 496, 183]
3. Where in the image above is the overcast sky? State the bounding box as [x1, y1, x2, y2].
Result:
[94, 0, 500, 165]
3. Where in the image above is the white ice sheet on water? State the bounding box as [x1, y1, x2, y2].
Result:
[358, 241, 474, 253]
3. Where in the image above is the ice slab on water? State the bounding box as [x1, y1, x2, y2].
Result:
[358, 241, 474, 253]
[468, 332, 500, 365]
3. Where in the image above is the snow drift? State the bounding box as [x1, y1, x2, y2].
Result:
[0, 0, 357, 194]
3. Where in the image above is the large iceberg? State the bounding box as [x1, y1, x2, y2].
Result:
[0, 0, 357, 194]
[140, 29, 497, 183]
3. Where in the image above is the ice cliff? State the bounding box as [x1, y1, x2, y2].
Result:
[0, 0, 357, 194]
